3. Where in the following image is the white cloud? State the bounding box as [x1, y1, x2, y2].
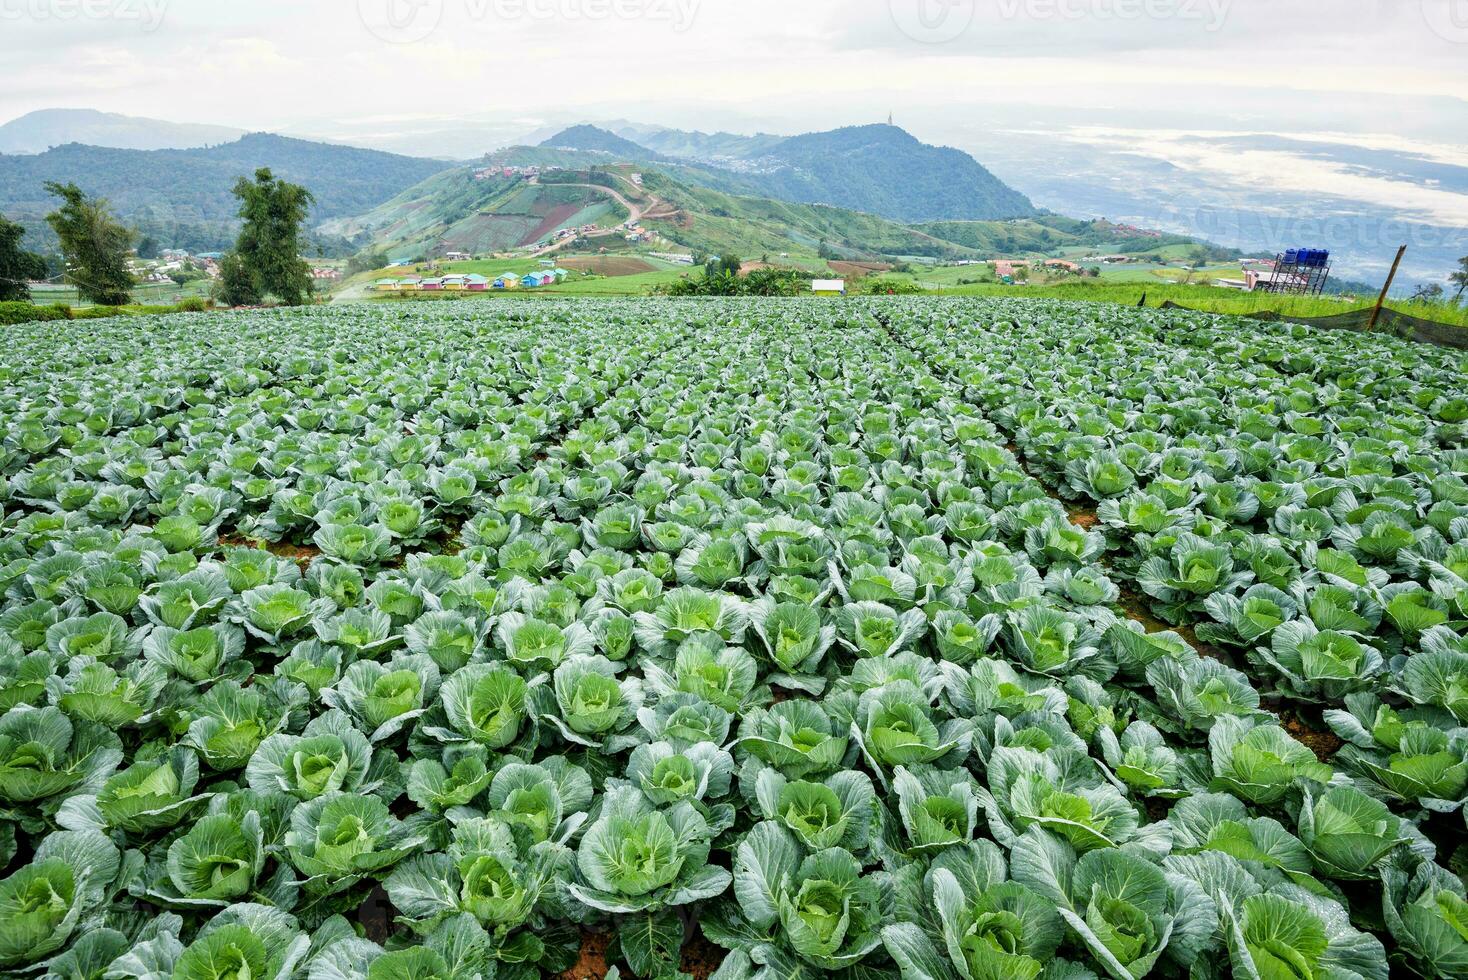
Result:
[1056, 125, 1468, 227]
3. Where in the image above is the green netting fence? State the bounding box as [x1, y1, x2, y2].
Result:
[1154, 300, 1468, 351]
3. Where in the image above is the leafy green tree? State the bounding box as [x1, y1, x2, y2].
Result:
[0, 213, 47, 302]
[221, 168, 315, 307]
[168, 265, 208, 286]
[43, 182, 135, 306]
[135, 233, 160, 260]
[1411, 283, 1445, 303]
[1450, 255, 1468, 303]
[216, 250, 261, 307]
[346, 249, 389, 276]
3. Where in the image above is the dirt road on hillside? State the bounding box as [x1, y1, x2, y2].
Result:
[529, 177, 665, 256]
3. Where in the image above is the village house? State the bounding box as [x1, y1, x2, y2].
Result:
[1043, 259, 1081, 273]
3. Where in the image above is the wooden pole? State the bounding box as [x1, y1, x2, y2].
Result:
[1369, 245, 1406, 331]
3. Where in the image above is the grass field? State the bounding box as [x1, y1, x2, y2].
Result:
[543, 268, 690, 295]
[337, 253, 695, 300]
[934, 279, 1468, 326]
[28, 279, 215, 309]
[330, 253, 1468, 327]
[560, 256, 659, 276]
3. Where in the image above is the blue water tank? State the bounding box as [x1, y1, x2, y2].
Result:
[1284, 249, 1299, 264]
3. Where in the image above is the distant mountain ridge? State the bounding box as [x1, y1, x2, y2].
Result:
[0, 133, 455, 252]
[540, 125, 671, 162]
[538, 122, 1037, 223]
[0, 108, 247, 154]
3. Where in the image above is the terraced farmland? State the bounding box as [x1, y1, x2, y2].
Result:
[2, 298, 1466, 980]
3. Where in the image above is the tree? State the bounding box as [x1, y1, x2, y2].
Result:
[346, 249, 389, 276]
[220, 168, 315, 306]
[43, 182, 135, 306]
[1410, 283, 1445, 303]
[136, 233, 161, 260]
[1450, 255, 1468, 303]
[0, 213, 47, 302]
[168, 264, 208, 286]
[216, 250, 261, 307]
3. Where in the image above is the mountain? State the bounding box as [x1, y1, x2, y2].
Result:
[619, 125, 786, 162]
[615, 122, 1037, 223]
[756, 125, 1036, 223]
[0, 109, 247, 154]
[0, 133, 455, 252]
[540, 125, 669, 161]
[534, 122, 1036, 224]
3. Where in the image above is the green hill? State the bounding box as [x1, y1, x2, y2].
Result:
[912, 215, 1229, 258]
[323, 168, 628, 257]
[540, 125, 670, 161]
[634, 170, 980, 260]
[327, 148, 1236, 268]
[0, 133, 454, 252]
[325, 159, 991, 262]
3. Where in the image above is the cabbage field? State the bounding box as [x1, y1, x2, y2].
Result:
[2, 298, 1467, 980]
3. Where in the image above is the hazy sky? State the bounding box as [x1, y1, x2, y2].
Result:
[3, 0, 1466, 145]
[5, 0, 1466, 282]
